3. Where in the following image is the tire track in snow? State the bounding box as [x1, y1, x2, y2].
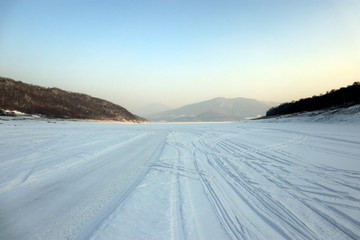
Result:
[167, 132, 212, 240]
[193, 130, 360, 239]
[168, 143, 186, 240]
[248, 157, 360, 239]
[210, 154, 317, 239]
[193, 153, 248, 240]
[193, 141, 313, 239]
[76, 132, 168, 240]
[240, 153, 360, 239]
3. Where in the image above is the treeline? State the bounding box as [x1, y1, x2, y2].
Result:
[0, 77, 145, 122]
[266, 82, 360, 117]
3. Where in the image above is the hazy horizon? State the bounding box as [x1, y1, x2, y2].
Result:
[1, 0, 359, 112]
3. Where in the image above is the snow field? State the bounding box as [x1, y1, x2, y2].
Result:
[0, 118, 360, 239]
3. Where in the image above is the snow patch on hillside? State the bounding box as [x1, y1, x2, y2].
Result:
[260, 104, 360, 124]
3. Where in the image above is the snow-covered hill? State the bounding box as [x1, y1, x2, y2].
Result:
[0, 114, 359, 239]
[260, 104, 360, 124]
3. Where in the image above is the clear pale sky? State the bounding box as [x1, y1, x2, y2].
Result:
[1, 0, 359, 112]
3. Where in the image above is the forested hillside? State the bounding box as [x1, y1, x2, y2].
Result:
[0, 77, 145, 122]
[266, 82, 360, 117]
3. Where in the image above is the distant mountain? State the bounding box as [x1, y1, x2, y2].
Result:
[135, 103, 172, 117]
[0, 77, 146, 122]
[147, 97, 276, 122]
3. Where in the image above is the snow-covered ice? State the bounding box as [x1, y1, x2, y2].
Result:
[0, 117, 360, 239]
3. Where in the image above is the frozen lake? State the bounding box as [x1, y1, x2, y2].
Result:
[0, 118, 360, 239]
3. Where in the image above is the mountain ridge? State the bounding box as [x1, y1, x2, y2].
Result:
[147, 97, 276, 122]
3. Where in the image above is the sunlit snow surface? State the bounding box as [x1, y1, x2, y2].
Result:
[0, 117, 360, 239]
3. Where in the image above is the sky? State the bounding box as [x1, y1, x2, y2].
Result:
[1, 0, 360, 113]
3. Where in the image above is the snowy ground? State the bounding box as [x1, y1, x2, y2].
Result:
[0, 116, 359, 239]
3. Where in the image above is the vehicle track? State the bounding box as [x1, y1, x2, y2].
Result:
[189, 129, 360, 239]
